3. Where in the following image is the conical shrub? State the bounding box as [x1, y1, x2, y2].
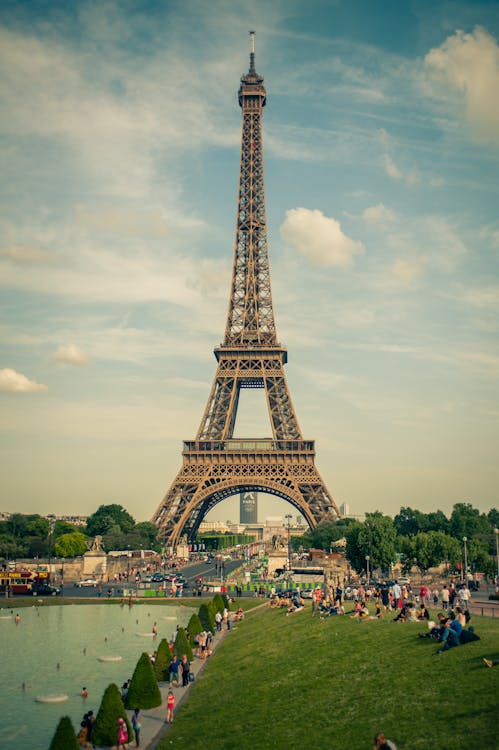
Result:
[199, 602, 215, 631]
[92, 683, 132, 747]
[221, 592, 231, 610]
[187, 612, 203, 645]
[49, 716, 78, 750]
[174, 626, 193, 660]
[154, 637, 170, 682]
[126, 652, 162, 709]
[213, 592, 225, 613]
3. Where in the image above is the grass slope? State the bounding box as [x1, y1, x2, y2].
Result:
[159, 607, 499, 750]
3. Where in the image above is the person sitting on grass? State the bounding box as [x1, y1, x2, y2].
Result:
[483, 658, 499, 668]
[454, 605, 470, 627]
[350, 602, 369, 619]
[435, 611, 462, 653]
[373, 731, 398, 749]
[417, 603, 430, 621]
[286, 592, 305, 614]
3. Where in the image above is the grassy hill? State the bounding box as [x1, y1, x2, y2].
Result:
[159, 604, 499, 749]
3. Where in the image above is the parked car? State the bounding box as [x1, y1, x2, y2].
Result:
[75, 578, 98, 587]
[32, 584, 61, 596]
[151, 574, 165, 583]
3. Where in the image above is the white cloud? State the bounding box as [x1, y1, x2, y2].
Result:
[53, 344, 89, 366]
[424, 27, 499, 145]
[0, 368, 47, 393]
[280, 208, 364, 268]
[390, 258, 425, 284]
[383, 154, 402, 180]
[362, 203, 396, 223]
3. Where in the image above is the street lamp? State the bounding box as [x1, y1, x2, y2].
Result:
[285, 514, 292, 573]
[365, 555, 370, 585]
[494, 529, 499, 585]
[463, 537, 468, 586]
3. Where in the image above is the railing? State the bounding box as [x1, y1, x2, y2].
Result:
[183, 439, 315, 453]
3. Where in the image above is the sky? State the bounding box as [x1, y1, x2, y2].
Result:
[0, 0, 498, 526]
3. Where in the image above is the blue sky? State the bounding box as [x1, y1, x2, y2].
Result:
[0, 0, 498, 524]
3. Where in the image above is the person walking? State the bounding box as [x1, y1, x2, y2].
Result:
[181, 654, 190, 687]
[117, 717, 129, 749]
[441, 585, 449, 610]
[168, 654, 180, 687]
[132, 708, 141, 747]
[166, 690, 175, 724]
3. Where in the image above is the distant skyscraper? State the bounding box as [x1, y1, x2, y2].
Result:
[240, 491, 258, 523]
[340, 502, 350, 517]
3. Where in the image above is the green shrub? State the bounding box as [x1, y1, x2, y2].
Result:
[187, 612, 203, 645]
[174, 626, 193, 660]
[126, 652, 162, 709]
[49, 716, 78, 750]
[92, 683, 132, 747]
[199, 602, 215, 631]
[154, 637, 171, 682]
[221, 593, 231, 610]
[213, 593, 225, 613]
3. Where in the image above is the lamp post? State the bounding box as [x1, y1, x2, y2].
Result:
[285, 514, 292, 574]
[463, 537, 468, 586]
[365, 555, 370, 585]
[494, 529, 499, 585]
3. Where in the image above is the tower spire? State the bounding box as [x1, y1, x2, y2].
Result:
[249, 30, 256, 74]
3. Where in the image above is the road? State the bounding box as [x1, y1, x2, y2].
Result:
[61, 557, 244, 599]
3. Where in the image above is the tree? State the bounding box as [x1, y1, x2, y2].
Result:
[153, 638, 171, 682]
[198, 602, 215, 632]
[174, 626, 193, 661]
[394, 507, 426, 537]
[345, 522, 364, 574]
[86, 504, 135, 537]
[126, 652, 162, 709]
[53, 520, 80, 539]
[450, 503, 490, 539]
[487, 508, 499, 529]
[212, 593, 225, 614]
[49, 716, 79, 750]
[424, 510, 450, 535]
[92, 683, 132, 747]
[134, 522, 159, 548]
[54, 532, 88, 558]
[187, 613, 203, 646]
[410, 532, 461, 573]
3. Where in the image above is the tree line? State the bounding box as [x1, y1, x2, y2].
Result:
[0, 504, 159, 559]
[292, 502, 499, 577]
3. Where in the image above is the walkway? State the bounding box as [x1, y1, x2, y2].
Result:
[92, 624, 232, 750]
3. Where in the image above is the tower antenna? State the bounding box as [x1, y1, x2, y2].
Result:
[249, 30, 256, 74]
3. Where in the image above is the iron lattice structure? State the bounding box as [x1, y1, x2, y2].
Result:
[152, 34, 341, 549]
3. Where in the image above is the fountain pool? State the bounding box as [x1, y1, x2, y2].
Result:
[0, 602, 195, 750]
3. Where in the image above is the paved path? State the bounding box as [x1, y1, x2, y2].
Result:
[91, 623, 234, 750]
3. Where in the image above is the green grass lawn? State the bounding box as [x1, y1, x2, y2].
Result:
[159, 605, 499, 750]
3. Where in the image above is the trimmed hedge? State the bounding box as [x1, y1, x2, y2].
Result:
[154, 637, 171, 682]
[174, 626, 193, 660]
[92, 683, 132, 747]
[213, 593, 225, 613]
[187, 612, 203, 645]
[49, 716, 78, 750]
[199, 602, 215, 631]
[126, 652, 162, 709]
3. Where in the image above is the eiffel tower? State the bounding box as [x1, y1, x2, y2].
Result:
[152, 33, 341, 549]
